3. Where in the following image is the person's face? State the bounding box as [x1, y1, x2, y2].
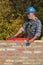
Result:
[27, 13, 34, 19]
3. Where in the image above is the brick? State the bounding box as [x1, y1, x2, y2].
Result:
[15, 52, 22, 56]
[15, 59, 24, 62]
[0, 48, 5, 51]
[33, 51, 41, 54]
[35, 54, 43, 58]
[0, 52, 5, 56]
[6, 48, 16, 51]
[18, 48, 24, 51]
[4, 63, 13, 65]
[0, 59, 5, 63]
[5, 59, 14, 62]
[15, 62, 22, 65]
[23, 51, 32, 54]
[6, 51, 15, 56]
[23, 60, 43, 64]
[26, 47, 34, 51]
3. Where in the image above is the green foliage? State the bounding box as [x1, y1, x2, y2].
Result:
[0, 0, 43, 39]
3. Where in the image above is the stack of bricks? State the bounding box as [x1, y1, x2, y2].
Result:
[0, 40, 43, 65]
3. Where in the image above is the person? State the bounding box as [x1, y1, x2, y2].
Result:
[11, 7, 42, 46]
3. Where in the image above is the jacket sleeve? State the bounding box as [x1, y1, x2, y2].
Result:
[35, 20, 42, 37]
[20, 21, 27, 31]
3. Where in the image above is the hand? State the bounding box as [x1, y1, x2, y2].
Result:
[29, 39, 34, 44]
[29, 36, 38, 44]
[11, 36, 16, 38]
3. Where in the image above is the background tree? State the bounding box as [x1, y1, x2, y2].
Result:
[0, 0, 43, 39]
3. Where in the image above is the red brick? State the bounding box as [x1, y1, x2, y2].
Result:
[15, 52, 22, 56]
[0, 59, 5, 63]
[18, 48, 24, 51]
[6, 51, 14, 56]
[0, 52, 5, 56]
[26, 47, 34, 51]
[36, 54, 43, 58]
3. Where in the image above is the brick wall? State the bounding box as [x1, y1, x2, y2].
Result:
[0, 40, 43, 65]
